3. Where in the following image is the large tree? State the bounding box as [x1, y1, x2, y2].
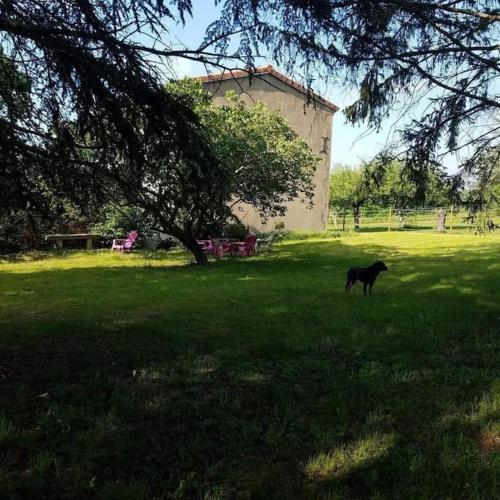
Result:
[372, 160, 454, 209]
[132, 79, 318, 264]
[208, 1, 499, 181]
[1, 1, 498, 253]
[0, 2, 317, 263]
[463, 146, 500, 225]
[329, 165, 370, 230]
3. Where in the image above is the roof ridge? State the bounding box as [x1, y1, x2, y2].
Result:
[194, 65, 339, 113]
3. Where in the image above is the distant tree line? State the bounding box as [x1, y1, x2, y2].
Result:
[330, 149, 500, 230]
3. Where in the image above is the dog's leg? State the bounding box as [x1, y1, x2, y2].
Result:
[345, 271, 352, 292]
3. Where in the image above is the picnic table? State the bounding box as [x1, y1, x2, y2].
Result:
[45, 233, 100, 250]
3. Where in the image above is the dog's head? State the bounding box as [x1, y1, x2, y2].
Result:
[373, 261, 388, 272]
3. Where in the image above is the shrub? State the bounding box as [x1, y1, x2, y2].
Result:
[156, 236, 180, 251]
[91, 204, 154, 247]
[222, 218, 247, 240]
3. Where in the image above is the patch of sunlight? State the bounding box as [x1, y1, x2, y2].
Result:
[456, 286, 477, 294]
[305, 432, 396, 480]
[427, 283, 454, 291]
[469, 379, 500, 423]
[0, 250, 188, 274]
[238, 275, 259, 281]
[240, 372, 270, 384]
[399, 273, 422, 282]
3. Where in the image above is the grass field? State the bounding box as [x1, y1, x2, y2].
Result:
[1, 232, 499, 499]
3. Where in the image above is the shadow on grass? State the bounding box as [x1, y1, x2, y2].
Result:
[0, 238, 499, 498]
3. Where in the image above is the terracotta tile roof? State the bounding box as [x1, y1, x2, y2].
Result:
[195, 65, 339, 113]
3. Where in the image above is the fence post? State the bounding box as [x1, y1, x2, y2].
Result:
[449, 205, 454, 233]
[388, 207, 392, 231]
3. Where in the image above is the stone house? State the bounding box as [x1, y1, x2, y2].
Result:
[197, 65, 338, 232]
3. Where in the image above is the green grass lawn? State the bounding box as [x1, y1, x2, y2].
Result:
[1, 232, 499, 499]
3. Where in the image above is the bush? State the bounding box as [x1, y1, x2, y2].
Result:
[91, 204, 154, 247]
[0, 214, 25, 252]
[0, 238, 21, 254]
[222, 218, 247, 240]
[156, 236, 180, 251]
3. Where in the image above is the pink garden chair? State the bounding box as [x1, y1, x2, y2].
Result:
[213, 239, 232, 257]
[231, 234, 257, 256]
[197, 238, 231, 257]
[197, 239, 212, 253]
[112, 231, 138, 252]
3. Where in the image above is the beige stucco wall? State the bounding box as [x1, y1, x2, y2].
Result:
[202, 74, 335, 232]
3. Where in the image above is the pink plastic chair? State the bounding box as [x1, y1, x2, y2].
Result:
[231, 234, 257, 256]
[213, 239, 231, 257]
[197, 239, 214, 254]
[197, 238, 231, 257]
[112, 231, 138, 252]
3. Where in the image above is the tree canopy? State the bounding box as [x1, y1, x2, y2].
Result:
[152, 79, 318, 263]
[464, 146, 500, 215]
[329, 160, 455, 229]
[0, 1, 214, 220]
[170, 80, 317, 218]
[209, 0, 499, 179]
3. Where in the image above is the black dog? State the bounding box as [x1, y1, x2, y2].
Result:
[345, 261, 388, 294]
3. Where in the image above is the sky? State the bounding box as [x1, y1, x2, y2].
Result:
[162, 1, 458, 172]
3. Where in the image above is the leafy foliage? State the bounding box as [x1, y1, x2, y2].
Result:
[0, 0, 218, 261]
[168, 79, 317, 220]
[91, 204, 154, 246]
[0, 0, 317, 263]
[1, 1, 498, 257]
[208, 0, 499, 178]
[463, 147, 500, 232]
[329, 160, 455, 228]
[329, 164, 373, 229]
[372, 161, 454, 208]
[157, 79, 318, 261]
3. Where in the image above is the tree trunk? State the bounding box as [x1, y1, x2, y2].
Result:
[436, 208, 447, 233]
[27, 213, 40, 249]
[173, 231, 209, 265]
[397, 208, 404, 228]
[353, 206, 361, 231]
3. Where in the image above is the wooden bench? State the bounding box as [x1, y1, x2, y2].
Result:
[45, 233, 100, 250]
